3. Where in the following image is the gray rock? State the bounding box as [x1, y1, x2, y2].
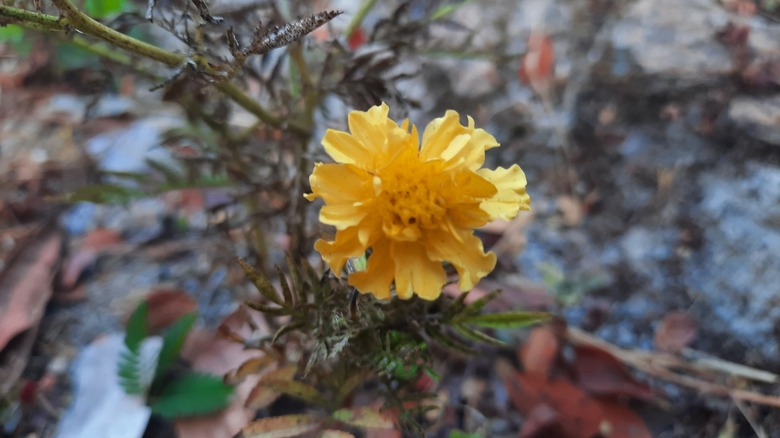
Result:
[727, 96, 780, 146]
[686, 162, 780, 362]
[608, 0, 733, 89]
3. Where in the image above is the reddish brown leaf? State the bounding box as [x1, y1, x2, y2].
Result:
[573, 346, 654, 400]
[595, 399, 652, 438]
[500, 367, 602, 438]
[59, 228, 122, 289]
[0, 232, 61, 351]
[348, 27, 367, 51]
[519, 31, 555, 86]
[520, 326, 559, 375]
[519, 403, 561, 438]
[654, 311, 697, 354]
[144, 287, 198, 334]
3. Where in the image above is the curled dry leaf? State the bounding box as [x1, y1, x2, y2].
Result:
[573, 346, 654, 400]
[654, 311, 697, 354]
[239, 414, 321, 438]
[245, 364, 298, 409]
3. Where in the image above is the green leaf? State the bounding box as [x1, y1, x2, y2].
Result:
[118, 350, 144, 395]
[0, 25, 24, 43]
[461, 289, 502, 316]
[449, 430, 484, 438]
[84, 0, 126, 18]
[237, 257, 285, 306]
[151, 373, 234, 419]
[125, 301, 149, 353]
[457, 311, 550, 329]
[426, 326, 477, 355]
[68, 184, 146, 204]
[155, 313, 197, 379]
[452, 323, 506, 347]
[275, 265, 294, 306]
[431, 0, 477, 20]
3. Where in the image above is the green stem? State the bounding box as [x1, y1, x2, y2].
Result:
[344, 0, 377, 39]
[0, 5, 63, 31]
[1, 2, 311, 136]
[52, 0, 184, 66]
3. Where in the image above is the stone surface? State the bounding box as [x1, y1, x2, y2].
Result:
[608, 0, 733, 88]
[727, 96, 780, 146]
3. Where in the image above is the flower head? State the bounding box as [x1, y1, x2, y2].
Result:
[306, 103, 530, 301]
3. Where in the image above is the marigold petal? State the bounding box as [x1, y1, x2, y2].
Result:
[322, 129, 372, 165]
[348, 241, 394, 300]
[314, 227, 365, 274]
[320, 203, 368, 229]
[308, 163, 373, 204]
[391, 242, 447, 300]
[425, 228, 496, 291]
[477, 165, 531, 220]
[421, 112, 499, 171]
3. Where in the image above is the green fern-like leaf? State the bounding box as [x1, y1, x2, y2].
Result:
[118, 349, 144, 395]
[150, 373, 234, 419]
[155, 313, 197, 380]
[125, 302, 149, 353]
[119, 301, 151, 395]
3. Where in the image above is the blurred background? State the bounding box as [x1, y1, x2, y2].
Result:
[1, 0, 779, 437]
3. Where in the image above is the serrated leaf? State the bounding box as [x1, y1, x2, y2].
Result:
[237, 257, 285, 306]
[245, 365, 298, 409]
[155, 313, 197, 379]
[240, 414, 321, 438]
[151, 373, 234, 419]
[225, 355, 280, 385]
[452, 324, 506, 347]
[426, 326, 477, 355]
[332, 408, 396, 430]
[125, 301, 149, 353]
[457, 311, 550, 329]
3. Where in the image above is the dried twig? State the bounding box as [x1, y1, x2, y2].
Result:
[566, 327, 780, 409]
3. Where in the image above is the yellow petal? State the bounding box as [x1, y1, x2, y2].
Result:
[314, 227, 365, 274]
[348, 104, 390, 155]
[322, 129, 372, 165]
[349, 240, 395, 300]
[477, 165, 531, 220]
[391, 242, 447, 300]
[308, 163, 373, 204]
[420, 112, 499, 171]
[425, 227, 496, 291]
[320, 203, 369, 229]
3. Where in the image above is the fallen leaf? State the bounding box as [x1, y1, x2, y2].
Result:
[596, 399, 652, 438]
[0, 232, 61, 351]
[176, 309, 271, 438]
[573, 346, 654, 400]
[244, 365, 298, 409]
[143, 287, 198, 334]
[654, 311, 697, 354]
[59, 228, 123, 290]
[557, 195, 584, 227]
[520, 326, 559, 375]
[518, 31, 555, 90]
[239, 414, 321, 438]
[498, 362, 602, 438]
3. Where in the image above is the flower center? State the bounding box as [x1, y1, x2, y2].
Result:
[377, 161, 445, 241]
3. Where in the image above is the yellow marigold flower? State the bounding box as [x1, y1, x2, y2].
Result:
[305, 103, 530, 301]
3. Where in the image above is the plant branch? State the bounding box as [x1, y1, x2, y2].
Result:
[0, 5, 62, 31]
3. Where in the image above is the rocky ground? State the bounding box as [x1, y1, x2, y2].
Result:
[1, 0, 779, 437]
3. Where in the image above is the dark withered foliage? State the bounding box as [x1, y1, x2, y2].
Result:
[232, 256, 547, 431]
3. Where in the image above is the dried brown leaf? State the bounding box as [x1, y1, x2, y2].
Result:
[654, 311, 697, 354]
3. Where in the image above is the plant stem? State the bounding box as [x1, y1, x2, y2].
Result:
[344, 0, 377, 39]
[1, 2, 311, 136]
